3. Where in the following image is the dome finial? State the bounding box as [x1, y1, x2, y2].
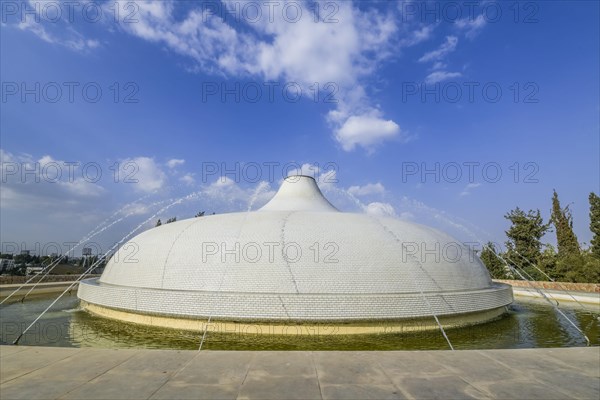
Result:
[259, 175, 338, 212]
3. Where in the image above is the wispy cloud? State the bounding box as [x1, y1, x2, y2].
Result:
[286, 163, 338, 188]
[425, 71, 462, 84]
[15, 10, 99, 53]
[399, 24, 435, 47]
[348, 182, 386, 197]
[455, 15, 487, 39]
[418, 35, 463, 85]
[166, 159, 185, 169]
[364, 202, 396, 217]
[200, 177, 275, 211]
[460, 182, 482, 197]
[179, 173, 195, 186]
[418, 36, 458, 63]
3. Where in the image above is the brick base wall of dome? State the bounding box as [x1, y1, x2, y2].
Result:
[78, 278, 513, 325]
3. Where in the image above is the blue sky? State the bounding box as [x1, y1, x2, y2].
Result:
[1, 0, 598, 256]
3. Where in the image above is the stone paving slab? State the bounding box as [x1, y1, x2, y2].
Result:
[0, 346, 598, 400]
[151, 382, 239, 400]
[21, 348, 138, 382]
[0, 346, 80, 384]
[320, 383, 405, 400]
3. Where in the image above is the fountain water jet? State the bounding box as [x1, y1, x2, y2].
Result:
[11, 191, 207, 344]
[1, 195, 176, 304]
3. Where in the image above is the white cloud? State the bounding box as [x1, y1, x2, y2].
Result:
[0, 148, 214, 252]
[179, 173, 195, 186]
[431, 61, 447, 70]
[318, 168, 338, 189]
[109, 1, 412, 153]
[211, 176, 236, 188]
[364, 202, 396, 217]
[348, 182, 386, 197]
[59, 179, 105, 197]
[0, 149, 106, 211]
[122, 157, 167, 193]
[11, 1, 447, 153]
[460, 182, 482, 197]
[418, 35, 462, 85]
[38, 154, 57, 166]
[166, 159, 185, 169]
[335, 111, 401, 152]
[287, 163, 322, 179]
[201, 178, 275, 211]
[400, 25, 435, 47]
[86, 39, 100, 49]
[418, 36, 458, 63]
[120, 202, 153, 216]
[286, 163, 338, 188]
[455, 15, 486, 39]
[252, 4, 363, 87]
[16, 12, 99, 53]
[389, 195, 492, 242]
[425, 71, 462, 84]
[18, 14, 53, 43]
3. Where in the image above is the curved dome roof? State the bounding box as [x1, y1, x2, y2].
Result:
[80, 175, 512, 323]
[99, 176, 491, 293]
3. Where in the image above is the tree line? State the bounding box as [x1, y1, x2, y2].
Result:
[480, 191, 600, 283]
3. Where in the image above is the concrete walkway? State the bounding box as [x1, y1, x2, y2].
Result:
[512, 288, 600, 306]
[0, 346, 598, 399]
[0, 282, 79, 299]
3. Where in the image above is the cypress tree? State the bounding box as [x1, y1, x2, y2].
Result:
[480, 242, 508, 279]
[590, 192, 600, 258]
[550, 190, 580, 257]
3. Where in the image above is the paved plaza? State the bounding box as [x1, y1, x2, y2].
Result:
[1, 346, 598, 399]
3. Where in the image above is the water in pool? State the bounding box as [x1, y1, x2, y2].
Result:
[0, 293, 598, 350]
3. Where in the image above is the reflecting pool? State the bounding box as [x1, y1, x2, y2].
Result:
[0, 293, 597, 351]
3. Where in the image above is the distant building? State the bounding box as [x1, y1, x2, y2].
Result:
[26, 266, 44, 275]
[82, 248, 93, 256]
[20, 250, 31, 256]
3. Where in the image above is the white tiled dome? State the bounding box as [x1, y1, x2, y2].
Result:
[79, 175, 512, 323]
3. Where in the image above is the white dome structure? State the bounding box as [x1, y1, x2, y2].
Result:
[78, 176, 512, 334]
